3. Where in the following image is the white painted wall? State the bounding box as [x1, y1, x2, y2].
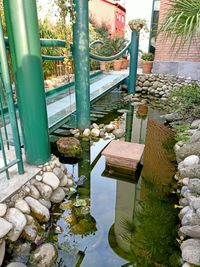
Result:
[124, 0, 154, 53]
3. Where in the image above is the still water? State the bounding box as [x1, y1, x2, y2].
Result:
[53, 101, 180, 267]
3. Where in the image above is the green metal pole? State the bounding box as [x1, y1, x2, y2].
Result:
[3, 0, 50, 165]
[73, 0, 90, 129]
[128, 30, 139, 94]
[0, 16, 24, 174]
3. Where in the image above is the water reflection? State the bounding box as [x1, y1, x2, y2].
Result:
[55, 103, 179, 267]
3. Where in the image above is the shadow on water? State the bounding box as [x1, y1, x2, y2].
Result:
[51, 96, 180, 267]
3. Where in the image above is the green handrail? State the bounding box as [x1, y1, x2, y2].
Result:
[89, 42, 131, 62]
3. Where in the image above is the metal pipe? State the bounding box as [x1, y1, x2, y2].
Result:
[89, 42, 131, 62]
[73, 0, 90, 129]
[0, 16, 24, 173]
[4, 0, 50, 165]
[4, 37, 66, 48]
[128, 31, 139, 94]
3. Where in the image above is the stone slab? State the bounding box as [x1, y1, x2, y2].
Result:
[102, 140, 145, 170]
[0, 146, 40, 202]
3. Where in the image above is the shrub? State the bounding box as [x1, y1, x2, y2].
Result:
[141, 52, 154, 61]
[166, 84, 200, 120]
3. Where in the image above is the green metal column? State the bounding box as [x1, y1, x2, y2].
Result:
[0, 16, 24, 174]
[73, 0, 90, 129]
[3, 0, 50, 165]
[128, 30, 140, 94]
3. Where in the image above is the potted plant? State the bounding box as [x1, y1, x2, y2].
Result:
[141, 52, 154, 74]
[109, 37, 128, 70]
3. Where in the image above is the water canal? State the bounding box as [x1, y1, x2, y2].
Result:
[50, 90, 180, 267]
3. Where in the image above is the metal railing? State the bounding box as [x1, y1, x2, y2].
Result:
[0, 16, 24, 179]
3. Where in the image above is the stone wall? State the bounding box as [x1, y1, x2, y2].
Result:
[0, 154, 75, 267]
[135, 74, 199, 101]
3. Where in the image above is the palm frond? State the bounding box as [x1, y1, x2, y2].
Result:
[160, 0, 200, 48]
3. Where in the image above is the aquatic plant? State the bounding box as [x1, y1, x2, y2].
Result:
[121, 178, 180, 267]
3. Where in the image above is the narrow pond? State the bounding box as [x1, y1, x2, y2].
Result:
[51, 90, 180, 267]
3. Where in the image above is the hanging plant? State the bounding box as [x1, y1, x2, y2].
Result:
[128, 18, 147, 32]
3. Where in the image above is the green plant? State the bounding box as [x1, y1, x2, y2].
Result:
[166, 84, 200, 120]
[141, 52, 154, 61]
[160, 0, 200, 47]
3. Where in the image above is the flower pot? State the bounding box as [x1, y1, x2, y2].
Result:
[121, 59, 129, 69]
[100, 62, 106, 71]
[113, 60, 122, 71]
[142, 61, 153, 74]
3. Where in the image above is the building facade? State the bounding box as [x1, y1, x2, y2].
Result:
[89, 0, 126, 37]
[153, 0, 200, 80]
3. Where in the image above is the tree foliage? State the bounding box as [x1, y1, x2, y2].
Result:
[160, 0, 200, 47]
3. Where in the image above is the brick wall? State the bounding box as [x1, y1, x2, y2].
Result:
[155, 0, 200, 62]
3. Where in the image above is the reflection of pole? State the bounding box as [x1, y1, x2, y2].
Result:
[4, 0, 50, 164]
[73, 0, 90, 129]
[77, 139, 90, 198]
[125, 103, 134, 142]
[128, 30, 140, 94]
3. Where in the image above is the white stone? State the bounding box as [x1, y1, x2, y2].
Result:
[25, 197, 50, 223]
[92, 123, 99, 129]
[66, 179, 74, 187]
[112, 128, 125, 139]
[15, 199, 30, 215]
[181, 239, 200, 265]
[0, 240, 5, 266]
[38, 199, 51, 209]
[82, 128, 90, 137]
[35, 175, 43, 182]
[183, 155, 199, 167]
[29, 185, 40, 199]
[30, 243, 57, 267]
[21, 219, 38, 242]
[0, 203, 7, 217]
[182, 263, 192, 267]
[191, 119, 200, 129]
[34, 181, 53, 200]
[5, 208, 27, 241]
[66, 173, 73, 179]
[0, 218, 13, 238]
[105, 124, 115, 132]
[53, 167, 64, 179]
[91, 128, 100, 137]
[50, 187, 65, 203]
[42, 172, 60, 190]
[25, 215, 34, 225]
[6, 263, 27, 267]
[182, 178, 190, 186]
[59, 175, 68, 187]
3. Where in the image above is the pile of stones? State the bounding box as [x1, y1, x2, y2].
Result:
[0, 154, 75, 267]
[169, 118, 200, 267]
[135, 74, 199, 101]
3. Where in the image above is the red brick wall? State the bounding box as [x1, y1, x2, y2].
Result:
[155, 0, 200, 62]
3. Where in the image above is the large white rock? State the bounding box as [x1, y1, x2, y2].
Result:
[112, 128, 125, 139]
[181, 239, 200, 265]
[0, 240, 5, 266]
[29, 185, 40, 199]
[6, 263, 27, 267]
[34, 182, 53, 200]
[0, 203, 7, 217]
[25, 197, 50, 223]
[38, 199, 51, 209]
[0, 218, 13, 238]
[182, 263, 192, 267]
[50, 187, 65, 203]
[15, 199, 30, 215]
[5, 208, 27, 241]
[180, 225, 200, 238]
[59, 175, 68, 187]
[21, 218, 38, 242]
[183, 155, 199, 167]
[42, 172, 60, 190]
[82, 128, 90, 137]
[29, 243, 57, 267]
[91, 128, 100, 137]
[53, 167, 64, 180]
[191, 119, 200, 129]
